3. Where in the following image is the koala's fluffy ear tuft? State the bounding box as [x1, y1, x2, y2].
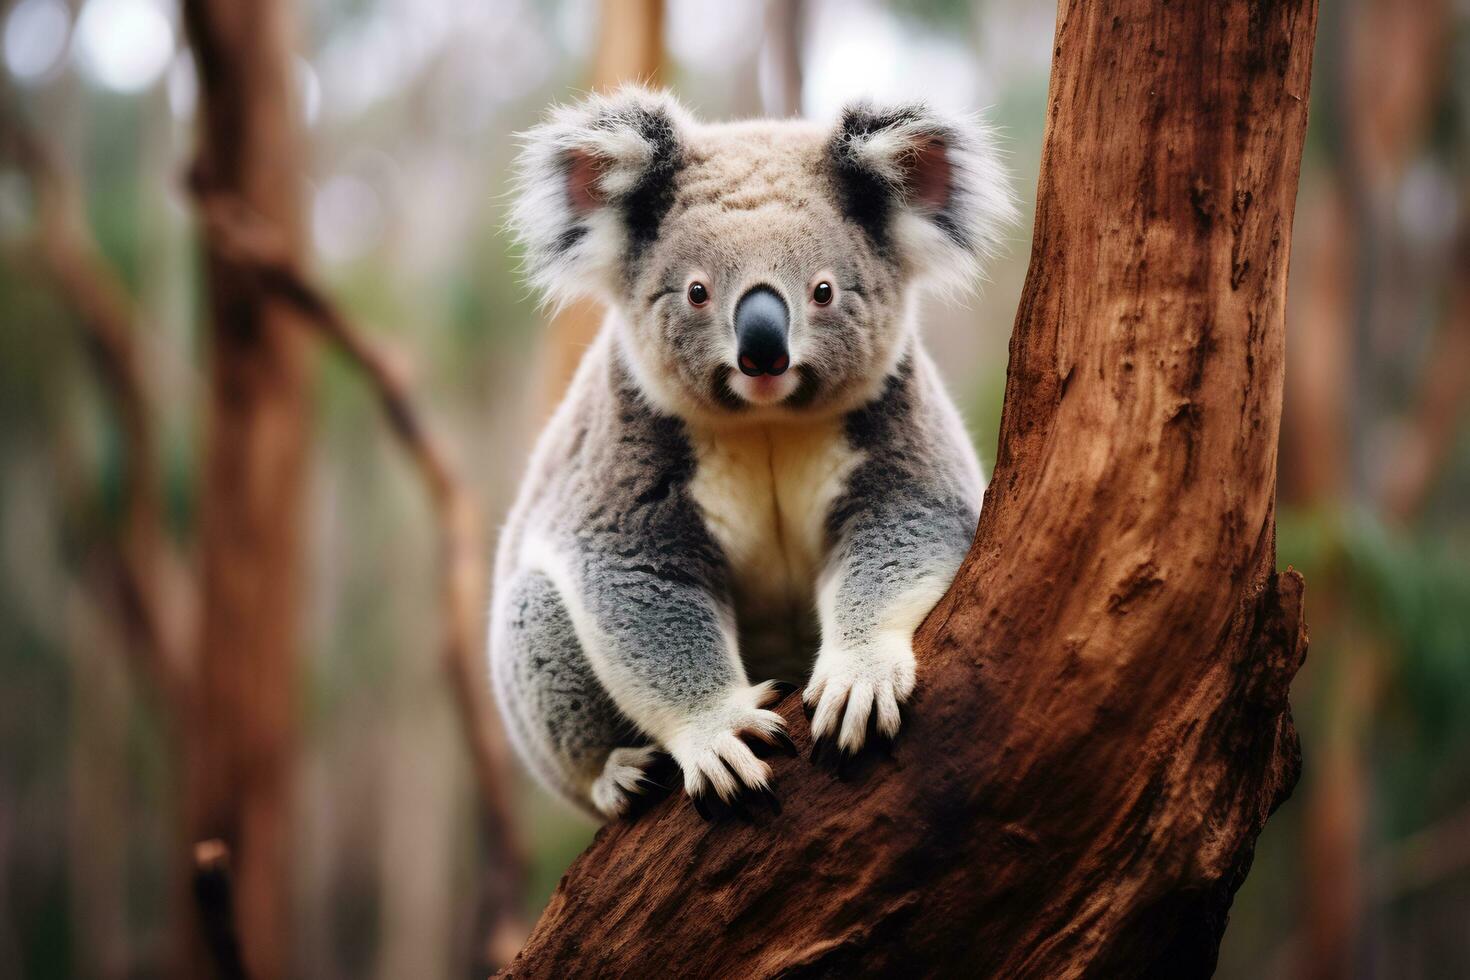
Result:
[511, 85, 693, 306]
[828, 101, 1018, 290]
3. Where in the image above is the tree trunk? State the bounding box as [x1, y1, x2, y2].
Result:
[180, 2, 311, 977]
[505, 0, 1317, 975]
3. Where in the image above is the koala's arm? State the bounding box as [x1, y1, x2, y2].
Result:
[806, 493, 974, 752]
[552, 549, 788, 802]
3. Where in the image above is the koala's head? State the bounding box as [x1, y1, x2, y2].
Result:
[512, 86, 1015, 422]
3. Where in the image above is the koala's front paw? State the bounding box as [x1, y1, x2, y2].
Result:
[666, 682, 793, 818]
[590, 746, 669, 820]
[804, 642, 916, 754]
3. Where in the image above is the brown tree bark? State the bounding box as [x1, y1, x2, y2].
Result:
[505, 0, 1317, 975]
[180, 2, 312, 977]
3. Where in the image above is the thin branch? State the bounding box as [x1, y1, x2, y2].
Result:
[189, 188, 530, 959]
[1, 108, 194, 716]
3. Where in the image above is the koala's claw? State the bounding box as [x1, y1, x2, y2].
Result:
[766, 680, 799, 700]
[690, 781, 783, 822]
[804, 650, 915, 755]
[677, 729, 775, 804]
[591, 745, 668, 820]
[809, 732, 856, 775]
[636, 751, 681, 801]
[745, 728, 799, 759]
[669, 689, 791, 811]
[691, 789, 755, 823]
[810, 721, 896, 777]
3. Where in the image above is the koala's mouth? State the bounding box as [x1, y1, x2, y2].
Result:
[731, 371, 798, 406]
[715, 364, 820, 410]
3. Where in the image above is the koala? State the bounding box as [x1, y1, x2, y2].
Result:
[490, 87, 1015, 820]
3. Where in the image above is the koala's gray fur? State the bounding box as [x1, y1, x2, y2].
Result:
[491, 87, 1015, 819]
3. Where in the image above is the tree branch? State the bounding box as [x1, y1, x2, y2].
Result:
[188, 189, 530, 962]
[0, 109, 194, 717]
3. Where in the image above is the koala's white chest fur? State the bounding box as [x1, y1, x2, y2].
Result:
[686, 418, 862, 674]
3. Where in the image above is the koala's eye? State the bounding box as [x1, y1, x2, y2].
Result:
[687, 282, 710, 307]
[812, 281, 834, 305]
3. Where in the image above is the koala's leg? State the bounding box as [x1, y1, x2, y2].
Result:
[806, 503, 973, 754]
[553, 554, 791, 807]
[492, 570, 657, 819]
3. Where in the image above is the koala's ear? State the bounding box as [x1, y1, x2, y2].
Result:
[511, 86, 692, 305]
[827, 101, 1017, 287]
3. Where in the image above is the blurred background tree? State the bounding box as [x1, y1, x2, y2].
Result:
[0, 0, 1465, 977]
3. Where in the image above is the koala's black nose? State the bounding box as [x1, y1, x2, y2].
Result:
[734, 286, 790, 377]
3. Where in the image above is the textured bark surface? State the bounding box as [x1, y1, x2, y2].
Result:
[181, 2, 311, 977]
[506, 0, 1318, 976]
